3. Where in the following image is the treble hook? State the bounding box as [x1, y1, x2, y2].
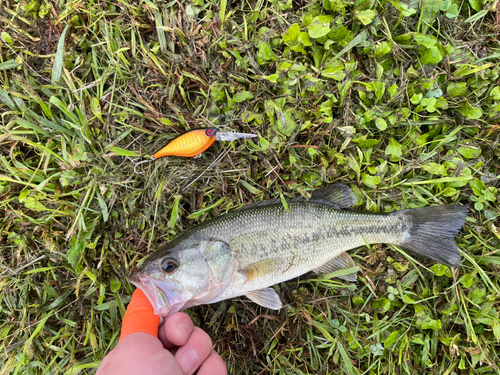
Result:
[131, 156, 155, 175]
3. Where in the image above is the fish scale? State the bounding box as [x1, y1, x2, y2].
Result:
[131, 184, 468, 317]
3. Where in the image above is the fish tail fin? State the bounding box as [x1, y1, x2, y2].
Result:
[396, 205, 469, 267]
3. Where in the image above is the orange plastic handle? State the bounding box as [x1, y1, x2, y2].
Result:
[119, 289, 160, 341]
[153, 129, 217, 159]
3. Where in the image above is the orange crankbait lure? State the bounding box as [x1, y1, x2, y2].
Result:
[131, 128, 257, 174]
[153, 128, 217, 158]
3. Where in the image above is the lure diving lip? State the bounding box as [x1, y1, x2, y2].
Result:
[131, 128, 258, 174]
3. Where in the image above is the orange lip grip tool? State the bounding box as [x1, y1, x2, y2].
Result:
[119, 289, 160, 341]
[153, 128, 217, 158]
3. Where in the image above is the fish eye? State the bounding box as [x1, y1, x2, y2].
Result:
[205, 128, 215, 137]
[161, 257, 179, 274]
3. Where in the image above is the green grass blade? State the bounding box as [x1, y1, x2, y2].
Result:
[52, 25, 69, 83]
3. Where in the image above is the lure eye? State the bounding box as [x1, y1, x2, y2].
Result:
[161, 257, 179, 274]
[205, 129, 215, 137]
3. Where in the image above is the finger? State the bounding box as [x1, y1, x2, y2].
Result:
[197, 350, 227, 375]
[108, 333, 183, 375]
[120, 289, 160, 341]
[96, 349, 115, 375]
[175, 327, 213, 375]
[158, 312, 194, 349]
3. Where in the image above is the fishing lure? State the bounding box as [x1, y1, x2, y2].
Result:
[132, 128, 257, 174]
[154, 128, 217, 158]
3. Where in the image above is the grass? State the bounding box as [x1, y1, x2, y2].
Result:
[1, 0, 500, 373]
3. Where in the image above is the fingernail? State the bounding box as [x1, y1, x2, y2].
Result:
[177, 322, 190, 341]
[178, 349, 198, 373]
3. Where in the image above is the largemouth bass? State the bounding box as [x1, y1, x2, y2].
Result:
[130, 184, 468, 317]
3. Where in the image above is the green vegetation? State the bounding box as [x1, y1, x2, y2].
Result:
[1, 0, 499, 373]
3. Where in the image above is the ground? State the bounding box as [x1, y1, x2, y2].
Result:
[1, 0, 500, 374]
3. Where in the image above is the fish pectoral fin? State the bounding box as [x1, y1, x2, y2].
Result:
[239, 258, 281, 282]
[246, 288, 282, 310]
[292, 184, 357, 209]
[313, 252, 359, 281]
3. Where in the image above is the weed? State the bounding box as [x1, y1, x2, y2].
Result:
[0, 0, 499, 374]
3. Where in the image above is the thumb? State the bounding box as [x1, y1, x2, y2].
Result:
[119, 289, 160, 341]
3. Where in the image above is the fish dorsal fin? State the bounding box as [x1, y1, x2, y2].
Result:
[313, 252, 359, 281]
[293, 184, 357, 209]
[237, 198, 281, 212]
[239, 258, 281, 282]
[246, 288, 282, 310]
[237, 184, 356, 212]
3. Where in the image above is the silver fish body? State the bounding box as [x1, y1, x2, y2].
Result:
[130, 185, 468, 317]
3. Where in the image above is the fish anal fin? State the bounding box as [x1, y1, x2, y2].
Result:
[313, 252, 359, 281]
[239, 258, 281, 282]
[246, 288, 282, 310]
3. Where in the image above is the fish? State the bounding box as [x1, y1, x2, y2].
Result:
[129, 184, 468, 317]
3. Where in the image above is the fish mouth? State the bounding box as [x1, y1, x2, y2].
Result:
[128, 273, 176, 317]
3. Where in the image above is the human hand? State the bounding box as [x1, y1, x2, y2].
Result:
[96, 289, 226, 375]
